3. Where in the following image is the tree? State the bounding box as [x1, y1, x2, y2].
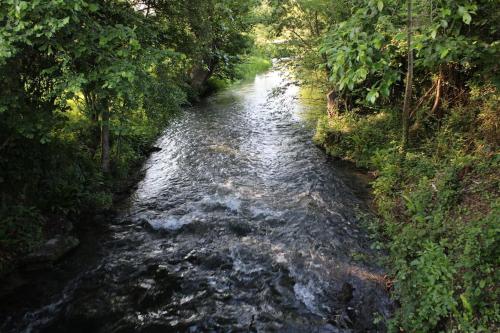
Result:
[137, 0, 259, 94]
[265, 0, 353, 79]
[402, 0, 413, 148]
[0, 0, 258, 267]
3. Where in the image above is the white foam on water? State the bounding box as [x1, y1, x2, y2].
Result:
[224, 196, 242, 212]
[271, 244, 288, 264]
[199, 195, 242, 213]
[229, 246, 264, 275]
[275, 252, 287, 264]
[147, 216, 191, 231]
[293, 281, 318, 313]
[231, 255, 264, 274]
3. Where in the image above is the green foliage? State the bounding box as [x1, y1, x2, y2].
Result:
[151, 0, 260, 93]
[314, 109, 400, 167]
[0, 206, 43, 254]
[315, 98, 500, 331]
[235, 55, 272, 81]
[451, 203, 500, 331]
[321, 0, 401, 104]
[206, 52, 272, 92]
[395, 241, 456, 331]
[262, 0, 355, 82]
[0, 0, 258, 273]
[317, 0, 499, 106]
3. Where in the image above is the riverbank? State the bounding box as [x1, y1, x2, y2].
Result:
[0, 142, 156, 314]
[313, 97, 499, 330]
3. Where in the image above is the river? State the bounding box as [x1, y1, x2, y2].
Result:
[2, 68, 391, 332]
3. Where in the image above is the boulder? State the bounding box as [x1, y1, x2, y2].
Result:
[22, 235, 80, 270]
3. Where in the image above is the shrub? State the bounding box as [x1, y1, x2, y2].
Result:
[314, 97, 499, 331]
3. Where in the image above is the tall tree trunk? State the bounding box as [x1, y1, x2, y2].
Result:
[322, 53, 331, 79]
[83, 90, 101, 156]
[431, 67, 443, 115]
[402, 0, 414, 149]
[101, 101, 110, 173]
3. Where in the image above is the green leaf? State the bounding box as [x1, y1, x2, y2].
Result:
[61, 16, 70, 26]
[394, 32, 406, 41]
[442, 8, 451, 16]
[462, 12, 472, 25]
[366, 89, 379, 104]
[377, 1, 383, 11]
[381, 84, 390, 97]
[356, 67, 368, 80]
[129, 39, 140, 49]
[440, 48, 449, 59]
[460, 294, 473, 314]
[99, 36, 108, 46]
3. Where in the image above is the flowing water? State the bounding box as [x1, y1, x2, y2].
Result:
[2, 69, 391, 332]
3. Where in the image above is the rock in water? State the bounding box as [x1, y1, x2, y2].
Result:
[338, 282, 354, 304]
[147, 146, 162, 154]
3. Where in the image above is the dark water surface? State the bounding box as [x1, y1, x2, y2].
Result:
[2, 70, 391, 332]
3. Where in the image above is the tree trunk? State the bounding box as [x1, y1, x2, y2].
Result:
[322, 53, 331, 79]
[402, 0, 413, 149]
[83, 90, 101, 156]
[326, 90, 337, 118]
[430, 67, 443, 115]
[190, 65, 211, 93]
[101, 101, 110, 173]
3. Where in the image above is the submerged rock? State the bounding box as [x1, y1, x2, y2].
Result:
[201, 253, 233, 270]
[227, 220, 252, 236]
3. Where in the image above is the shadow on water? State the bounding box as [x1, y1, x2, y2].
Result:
[1, 67, 392, 332]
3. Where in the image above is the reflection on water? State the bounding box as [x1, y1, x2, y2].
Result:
[5, 69, 391, 332]
[298, 83, 329, 127]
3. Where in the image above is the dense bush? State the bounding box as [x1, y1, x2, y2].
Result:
[314, 97, 499, 331]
